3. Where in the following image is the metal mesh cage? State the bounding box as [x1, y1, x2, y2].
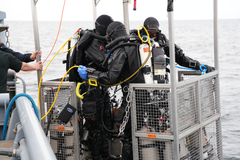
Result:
[48, 130, 75, 160]
[176, 82, 199, 133]
[41, 81, 80, 160]
[132, 87, 171, 135]
[200, 77, 220, 121]
[131, 72, 222, 160]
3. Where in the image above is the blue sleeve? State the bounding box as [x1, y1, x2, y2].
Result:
[0, 43, 33, 63]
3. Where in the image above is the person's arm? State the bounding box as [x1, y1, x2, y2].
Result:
[165, 42, 215, 72]
[21, 61, 43, 71]
[97, 48, 127, 85]
[161, 34, 200, 69]
[30, 50, 42, 61]
[0, 37, 41, 62]
[0, 43, 33, 62]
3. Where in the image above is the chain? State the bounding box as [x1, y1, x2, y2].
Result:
[5, 29, 10, 48]
[118, 86, 132, 137]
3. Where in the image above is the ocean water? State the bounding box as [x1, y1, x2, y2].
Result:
[5, 19, 240, 159]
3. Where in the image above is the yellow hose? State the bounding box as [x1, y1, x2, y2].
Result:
[76, 82, 86, 99]
[61, 34, 80, 53]
[62, 45, 75, 53]
[40, 65, 79, 120]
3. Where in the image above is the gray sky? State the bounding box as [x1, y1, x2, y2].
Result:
[0, 0, 240, 21]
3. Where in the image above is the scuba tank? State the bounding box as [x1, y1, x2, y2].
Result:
[139, 42, 167, 84]
[80, 129, 92, 160]
[139, 112, 158, 160]
[139, 43, 154, 84]
[64, 30, 79, 72]
[152, 42, 166, 84]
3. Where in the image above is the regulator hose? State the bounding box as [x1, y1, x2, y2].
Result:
[79, 30, 106, 40]
[105, 35, 139, 49]
[101, 90, 119, 134]
[1, 93, 40, 140]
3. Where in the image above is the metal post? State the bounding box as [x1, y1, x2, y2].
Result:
[30, 0, 42, 85]
[72, 83, 80, 160]
[197, 80, 203, 160]
[213, 0, 219, 70]
[16, 96, 57, 160]
[123, 0, 130, 34]
[167, 0, 180, 159]
[214, 1, 223, 159]
[92, 0, 97, 28]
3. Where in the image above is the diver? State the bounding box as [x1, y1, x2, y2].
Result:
[135, 17, 215, 72]
[69, 15, 114, 160]
[78, 21, 144, 160]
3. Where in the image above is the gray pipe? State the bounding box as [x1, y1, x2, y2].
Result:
[16, 139, 31, 160]
[30, 0, 42, 85]
[167, 1, 180, 159]
[0, 93, 9, 106]
[214, 0, 219, 70]
[123, 0, 130, 34]
[16, 76, 26, 93]
[0, 148, 13, 157]
[16, 96, 57, 160]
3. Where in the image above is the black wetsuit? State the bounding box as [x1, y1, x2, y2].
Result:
[70, 30, 111, 160]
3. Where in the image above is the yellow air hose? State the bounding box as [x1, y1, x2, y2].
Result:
[76, 81, 86, 99]
[40, 65, 79, 120]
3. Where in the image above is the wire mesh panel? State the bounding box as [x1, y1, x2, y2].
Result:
[184, 130, 201, 160]
[178, 71, 220, 122]
[202, 120, 222, 160]
[41, 81, 80, 160]
[199, 76, 220, 121]
[132, 86, 172, 135]
[136, 137, 174, 160]
[176, 82, 199, 133]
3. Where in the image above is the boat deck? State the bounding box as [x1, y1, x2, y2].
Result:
[0, 140, 14, 160]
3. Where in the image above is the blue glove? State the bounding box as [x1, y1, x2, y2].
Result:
[200, 64, 215, 74]
[204, 64, 215, 73]
[199, 64, 207, 75]
[78, 65, 88, 79]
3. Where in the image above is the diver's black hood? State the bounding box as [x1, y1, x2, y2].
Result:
[143, 17, 159, 32]
[106, 21, 127, 41]
[95, 15, 114, 36]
